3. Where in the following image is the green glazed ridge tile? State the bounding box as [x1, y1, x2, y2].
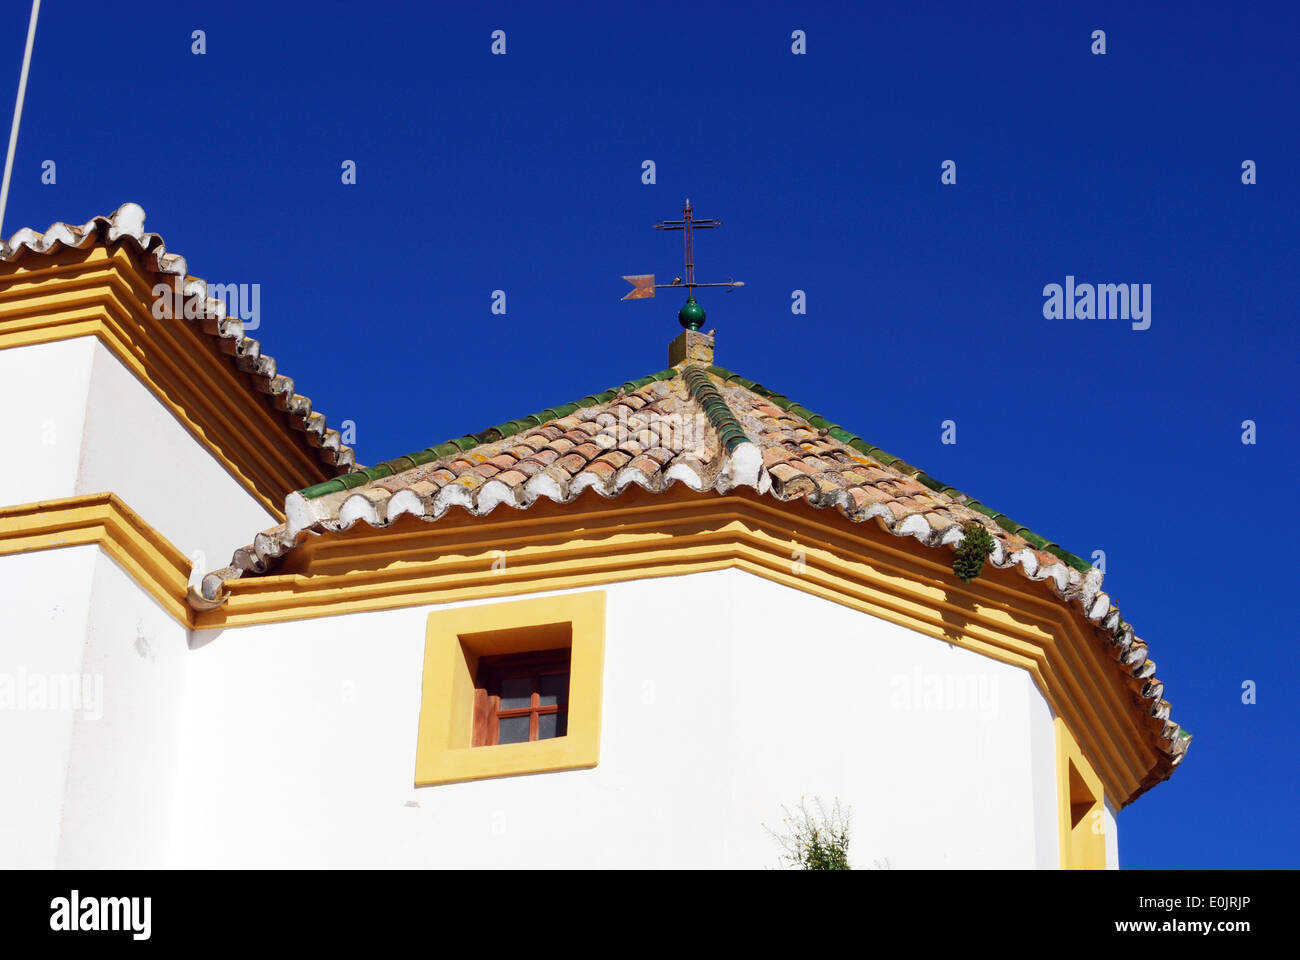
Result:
[336, 471, 371, 490]
[682, 365, 750, 453]
[1017, 529, 1053, 550]
[297, 478, 342, 498]
[1045, 545, 1093, 573]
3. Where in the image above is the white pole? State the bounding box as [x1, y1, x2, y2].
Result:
[0, 0, 42, 240]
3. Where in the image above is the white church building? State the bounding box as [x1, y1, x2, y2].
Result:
[0, 204, 1189, 868]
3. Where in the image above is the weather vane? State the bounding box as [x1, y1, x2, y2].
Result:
[621, 198, 744, 330]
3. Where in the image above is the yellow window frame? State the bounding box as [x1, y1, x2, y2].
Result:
[414, 591, 605, 786]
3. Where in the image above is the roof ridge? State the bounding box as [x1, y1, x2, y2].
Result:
[681, 365, 750, 453]
[297, 366, 681, 500]
[706, 363, 1092, 574]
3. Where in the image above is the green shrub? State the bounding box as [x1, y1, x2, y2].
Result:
[767, 797, 852, 870]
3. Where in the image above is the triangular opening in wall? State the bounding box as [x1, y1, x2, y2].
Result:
[1069, 758, 1096, 829]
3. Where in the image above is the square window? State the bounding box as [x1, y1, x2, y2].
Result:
[414, 592, 605, 787]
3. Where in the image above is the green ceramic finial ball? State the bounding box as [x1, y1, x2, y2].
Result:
[678, 295, 705, 331]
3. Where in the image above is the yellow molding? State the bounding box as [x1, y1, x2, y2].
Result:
[415, 592, 605, 786]
[0, 493, 193, 625]
[0, 245, 336, 515]
[0, 244, 117, 300]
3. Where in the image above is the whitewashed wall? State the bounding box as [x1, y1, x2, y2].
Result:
[0, 546, 96, 868]
[0, 337, 276, 565]
[56, 551, 190, 868]
[1105, 798, 1120, 869]
[170, 568, 1067, 869]
[0, 546, 189, 867]
[0, 338, 94, 506]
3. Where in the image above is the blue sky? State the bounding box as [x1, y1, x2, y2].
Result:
[4, 1, 1296, 867]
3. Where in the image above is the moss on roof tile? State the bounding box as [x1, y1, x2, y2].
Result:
[298, 367, 680, 500]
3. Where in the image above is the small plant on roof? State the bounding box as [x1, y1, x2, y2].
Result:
[953, 520, 996, 583]
[766, 797, 852, 870]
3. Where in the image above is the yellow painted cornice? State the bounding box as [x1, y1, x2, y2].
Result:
[0, 492, 192, 625]
[0, 245, 337, 516]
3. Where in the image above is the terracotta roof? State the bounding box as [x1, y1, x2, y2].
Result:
[196, 363, 1189, 783]
[0, 204, 357, 475]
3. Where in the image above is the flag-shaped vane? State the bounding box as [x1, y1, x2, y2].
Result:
[620, 274, 656, 300]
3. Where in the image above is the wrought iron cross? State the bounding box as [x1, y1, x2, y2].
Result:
[621, 198, 744, 304]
